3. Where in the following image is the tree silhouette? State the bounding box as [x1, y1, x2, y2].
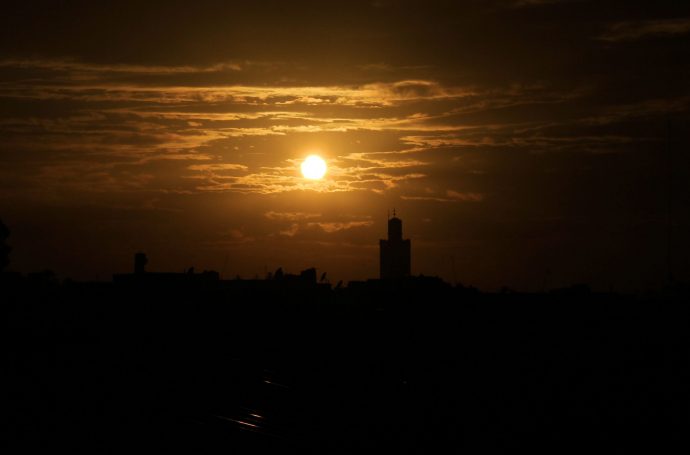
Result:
[273, 267, 284, 280]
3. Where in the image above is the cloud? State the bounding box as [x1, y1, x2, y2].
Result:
[205, 228, 256, 246]
[0, 59, 243, 74]
[264, 211, 321, 221]
[499, 0, 579, 10]
[400, 190, 484, 203]
[446, 190, 484, 202]
[306, 221, 374, 233]
[264, 212, 374, 237]
[279, 223, 301, 237]
[188, 151, 429, 195]
[187, 163, 248, 171]
[598, 18, 690, 42]
[387, 80, 454, 100]
[0, 58, 476, 108]
[510, 0, 568, 7]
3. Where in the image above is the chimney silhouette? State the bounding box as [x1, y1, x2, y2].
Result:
[379, 211, 411, 279]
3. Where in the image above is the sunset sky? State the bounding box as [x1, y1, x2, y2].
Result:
[1, 0, 689, 290]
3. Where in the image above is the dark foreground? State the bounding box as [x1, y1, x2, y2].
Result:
[3, 278, 689, 453]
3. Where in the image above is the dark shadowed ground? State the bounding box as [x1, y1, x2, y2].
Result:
[3, 276, 688, 453]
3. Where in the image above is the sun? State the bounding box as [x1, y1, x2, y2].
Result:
[301, 155, 327, 180]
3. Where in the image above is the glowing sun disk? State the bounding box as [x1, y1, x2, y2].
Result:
[301, 155, 327, 180]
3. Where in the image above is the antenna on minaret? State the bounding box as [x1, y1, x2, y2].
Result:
[393, 208, 396, 217]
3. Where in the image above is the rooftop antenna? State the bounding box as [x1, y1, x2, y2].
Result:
[393, 208, 396, 217]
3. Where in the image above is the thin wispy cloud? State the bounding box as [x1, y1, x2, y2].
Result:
[268, 213, 374, 237]
[598, 18, 690, 42]
[0, 59, 243, 74]
[401, 190, 484, 203]
[510, 0, 573, 7]
[264, 211, 321, 221]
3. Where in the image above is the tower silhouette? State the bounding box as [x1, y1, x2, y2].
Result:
[379, 211, 411, 279]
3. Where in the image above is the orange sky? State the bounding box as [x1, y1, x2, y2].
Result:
[1, 1, 689, 290]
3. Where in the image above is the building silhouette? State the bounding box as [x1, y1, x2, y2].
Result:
[379, 211, 411, 279]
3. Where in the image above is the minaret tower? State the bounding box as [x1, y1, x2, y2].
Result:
[379, 210, 411, 279]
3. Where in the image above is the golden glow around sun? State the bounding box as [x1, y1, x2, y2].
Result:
[301, 155, 327, 180]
